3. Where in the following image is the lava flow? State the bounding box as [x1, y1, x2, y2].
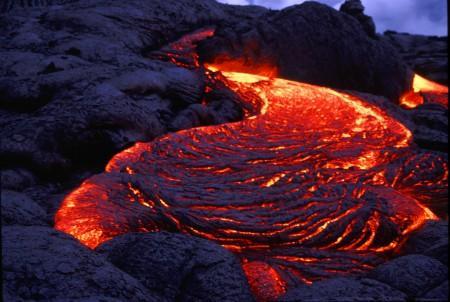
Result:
[55, 31, 448, 301]
[400, 73, 448, 109]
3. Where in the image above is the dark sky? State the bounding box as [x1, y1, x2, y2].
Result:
[218, 0, 448, 36]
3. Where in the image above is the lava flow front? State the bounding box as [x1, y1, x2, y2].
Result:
[400, 73, 448, 109]
[55, 33, 448, 301]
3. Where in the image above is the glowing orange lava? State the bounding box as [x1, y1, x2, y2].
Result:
[55, 68, 446, 301]
[400, 74, 448, 109]
[206, 56, 278, 78]
[55, 30, 448, 302]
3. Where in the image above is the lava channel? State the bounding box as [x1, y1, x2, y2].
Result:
[55, 33, 448, 302]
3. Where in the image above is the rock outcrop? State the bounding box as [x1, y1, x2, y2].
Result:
[0, 0, 259, 182]
[2, 226, 165, 302]
[401, 220, 448, 265]
[97, 232, 254, 302]
[368, 255, 448, 298]
[198, 2, 410, 101]
[339, 0, 376, 38]
[278, 277, 407, 302]
[1, 190, 49, 226]
[1, 0, 77, 13]
[420, 281, 449, 301]
[383, 31, 448, 85]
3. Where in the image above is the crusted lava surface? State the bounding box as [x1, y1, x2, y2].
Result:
[54, 30, 448, 301]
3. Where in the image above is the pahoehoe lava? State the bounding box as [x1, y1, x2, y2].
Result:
[55, 31, 448, 301]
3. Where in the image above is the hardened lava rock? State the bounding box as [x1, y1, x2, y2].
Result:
[278, 277, 408, 302]
[401, 220, 448, 265]
[97, 232, 255, 302]
[420, 281, 449, 301]
[2, 226, 165, 302]
[383, 32, 448, 85]
[1, 0, 76, 13]
[198, 2, 410, 101]
[0, 0, 262, 180]
[1, 190, 49, 226]
[340, 0, 376, 38]
[368, 254, 448, 298]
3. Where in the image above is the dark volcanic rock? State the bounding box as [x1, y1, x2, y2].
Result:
[368, 254, 448, 298]
[0, 0, 262, 181]
[339, 0, 376, 38]
[402, 220, 448, 265]
[97, 232, 255, 302]
[383, 31, 448, 85]
[2, 226, 164, 302]
[0, 168, 36, 190]
[411, 103, 448, 152]
[1, 1, 77, 13]
[278, 277, 407, 302]
[419, 281, 449, 301]
[1, 190, 49, 226]
[206, 86, 248, 122]
[169, 103, 213, 131]
[198, 2, 410, 101]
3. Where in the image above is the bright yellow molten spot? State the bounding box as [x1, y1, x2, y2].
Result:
[413, 74, 448, 94]
[400, 74, 448, 109]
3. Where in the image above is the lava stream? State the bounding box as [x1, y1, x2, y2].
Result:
[400, 73, 448, 109]
[55, 67, 447, 300]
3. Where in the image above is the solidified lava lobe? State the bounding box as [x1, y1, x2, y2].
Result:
[55, 69, 446, 300]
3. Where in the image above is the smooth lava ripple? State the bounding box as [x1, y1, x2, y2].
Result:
[55, 67, 448, 300]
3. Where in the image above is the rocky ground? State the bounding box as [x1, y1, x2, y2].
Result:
[383, 31, 448, 86]
[1, 0, 448, 301]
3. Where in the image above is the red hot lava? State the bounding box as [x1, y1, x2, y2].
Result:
[400, 73, 448, 109]
[55, 31, 448, 301]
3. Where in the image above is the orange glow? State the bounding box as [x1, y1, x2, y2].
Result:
[55, 31, 447, 301]
[242, 261, 286, 301]
[400, 74, 448, 109]
[412, 74, 448, 94]
[206, 56, 278, 78]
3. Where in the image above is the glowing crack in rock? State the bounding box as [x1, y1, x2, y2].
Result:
[55, 31, 448, 301]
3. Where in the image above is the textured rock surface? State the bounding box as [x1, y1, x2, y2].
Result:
[384, 31, 448, 85]
[411, 103, 448, 152]
[339, 0, 376, 38]
[278, 277, 407, 302]
[1, 190, 49, 226]
[97, 232, 255, 302]
[402, 220, 448, 265]
[0, 0, 257, 181]
[420, 280, 449, 301]
[1, 0, 77, 13]
[0, 168, 36, 190]
[2, 226, 163, 302]
[368, 255, 448, 298]
[198, 2, 410, 101]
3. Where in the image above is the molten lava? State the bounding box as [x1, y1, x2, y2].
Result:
[400, 74, 448, 109]
[55, 31, 448, 301]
